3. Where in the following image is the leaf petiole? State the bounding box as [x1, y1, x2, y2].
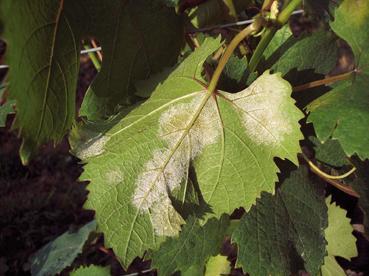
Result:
[207, 17, 265, 93]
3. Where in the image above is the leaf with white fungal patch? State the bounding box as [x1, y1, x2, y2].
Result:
[70, 37, 304, 268]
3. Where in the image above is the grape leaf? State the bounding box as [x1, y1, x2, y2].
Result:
[73, 0, 184, 120]
[307, 0, 369, 159]
[151, 215, 229, 275]
[29, 221, 96, 276]
[71, 36, 303, 267]
[321, 197, 357, 276]
[71, 265, 110, 276]
[0, 0, 80, 163]
[205, 255, 231, 276]
[0, 88, 14, 127]
[350, 159, 369, 237]
[218, 54, 248, 92]
[232, 168, 327, 276]
[260, 26, 338, 82]
[188, 0, 252, 28]
[310, 136, 349, 167]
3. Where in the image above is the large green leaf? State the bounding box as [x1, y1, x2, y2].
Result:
[0, 0, 79, 163]
[75, 0, 184, 120]
[71, 37, 303, 267]
[307, 0, 369, 159]
[232, 168, 328, 275]
[29, 221, 96, 276]
[321, 197, 357, 276]
[151, 215, 229, 275]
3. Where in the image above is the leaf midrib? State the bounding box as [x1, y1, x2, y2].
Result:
[123, 89, 212, 261]
[36, 0, 64, 142]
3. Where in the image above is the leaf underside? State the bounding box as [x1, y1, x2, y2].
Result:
[0, 0, 79, 162]
[71, 37, 304, 267]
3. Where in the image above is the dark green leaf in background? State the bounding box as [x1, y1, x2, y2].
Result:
[151, 215, 229, 275]
[0, 0, 80, 163]
[29, 221, 96, 276]
[260, 26, 338, 84]
[308, 0, 369, 159]
[310, 136, 349, 167]
[232, 168, 327, 275]
[0, 87, 14, 127]
[75, 0, 184, 120]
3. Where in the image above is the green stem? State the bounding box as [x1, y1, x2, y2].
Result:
[277, 0, 303, 25]
[247, 27, 277, 74]
[83, 44, 101, 71]
[247, 0, 303, 74]
[207, 17, 264, 93]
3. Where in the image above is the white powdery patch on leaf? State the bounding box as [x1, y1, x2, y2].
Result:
[76, 135, 110, 160]
[221, 71, 293, 146]
[105, 169, 124, 186]
[132, 94, 221, 236]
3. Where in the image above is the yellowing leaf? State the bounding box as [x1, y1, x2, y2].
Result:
[71, 37, 303, 267]
[321, 197, 357, 276]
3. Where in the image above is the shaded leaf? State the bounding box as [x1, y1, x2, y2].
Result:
[307, 0, 369, 159]
[350, 159, 369, 237]
[71, 37, 303, 267]
[310, 136, 348, 167]
[232, 168, 327, 275]
[0, 0, 80, 163]
[29, 221, 96, 276]
[321, 197, 357, 276]
[188, 0, 252, 28]
[75, 0, 184, 120]
[0, 87, 14, 127]
[151, 215, 229, 275]
[218, 54, 248, 92]
[260, 26, 338, 84]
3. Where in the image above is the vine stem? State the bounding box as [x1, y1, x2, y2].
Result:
[83, 43, 101, 71]
[293, 71, 354, 92]
[301, 153, 359, 198]
[248, 0, 303, 74]
[207, 17, 265, 94]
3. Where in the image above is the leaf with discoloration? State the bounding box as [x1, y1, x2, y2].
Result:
[71, 37, 303, 268]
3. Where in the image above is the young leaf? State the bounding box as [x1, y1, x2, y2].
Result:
[74, 0, 184, 120]
[205, 255, 231, 276]
[151, 215, 229, 275]
[321, 197, 357, 276]
[71, 265, 110, 276]
[71, 36, 303, 267]
[232, 168, 328, 275]
[0, 0, 80, 162]
[29, 221, 96, 276]
[307, 0, 369, 159]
